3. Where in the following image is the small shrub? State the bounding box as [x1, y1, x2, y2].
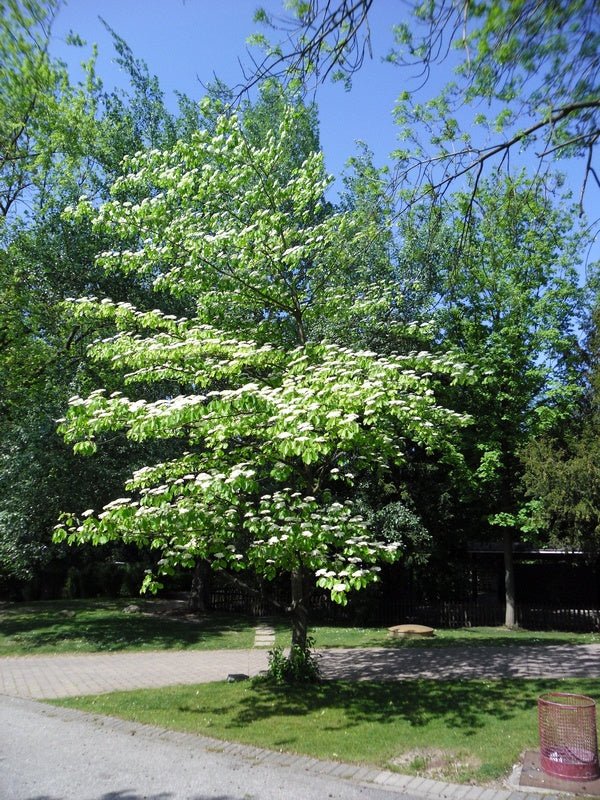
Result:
[266, 637, 320, 684]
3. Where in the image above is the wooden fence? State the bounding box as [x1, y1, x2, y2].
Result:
[380, 601, 600, 631]
[208, 589, 600, 632]
[210, 588, 282, 617]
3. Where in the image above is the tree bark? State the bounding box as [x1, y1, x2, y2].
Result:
[503, 528, 516, 628]
[188, 561, 210, 613]
[290, 568, 308, 649]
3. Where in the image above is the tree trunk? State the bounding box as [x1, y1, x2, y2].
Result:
[188, 561, 210, 613]
[290, 568, 308, 649]
[503, 528, 516, 628]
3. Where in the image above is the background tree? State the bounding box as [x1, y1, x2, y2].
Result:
[0, 0, 98, 423]
[400, 174, 588, 625]
[0, 0, 100, 220]
[520, 287, 600, 551]
[250, 0, 600, 211]
[332, 145, 455, 587]
[246, 0, 599, 620]
[0, 0, 197, 597]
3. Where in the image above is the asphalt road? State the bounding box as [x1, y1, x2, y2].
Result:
[0, 695, 420, 800]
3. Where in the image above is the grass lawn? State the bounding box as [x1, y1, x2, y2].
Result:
[1, 598, 599, 655]
[309, 624, 600, 649]
[0, 599, 261, 655]
[53, 677, 600, 785]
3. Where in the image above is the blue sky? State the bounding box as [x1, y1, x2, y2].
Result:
[51, 0, 405, 183]
[50, 1, 598, 270]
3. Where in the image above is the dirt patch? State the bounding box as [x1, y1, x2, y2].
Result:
[136, 598, 210, 624]
[389, 748, 482, 782]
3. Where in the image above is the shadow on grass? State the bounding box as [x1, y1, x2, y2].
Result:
[313, 624, 599, 649]
[0, 600, 260, 652]
[183, 677, 600, 736]
[390, 633, 599, 648]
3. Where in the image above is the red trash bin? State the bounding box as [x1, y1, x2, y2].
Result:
[538, 693, 600, 781]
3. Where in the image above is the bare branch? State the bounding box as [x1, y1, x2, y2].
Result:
[580, 135, 600, 213]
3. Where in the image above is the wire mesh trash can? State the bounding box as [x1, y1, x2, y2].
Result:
[538, 693, 600, 781]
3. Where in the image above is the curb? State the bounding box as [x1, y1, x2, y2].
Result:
[33, 698, 563, 800]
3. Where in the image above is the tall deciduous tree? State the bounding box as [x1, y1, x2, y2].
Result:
[0, 1, 197, 596]
[405, 174, 588, 625]
[0, 0, 100, 219]
[54, 109, 472, 650]
[520, 290, 600, 550]
[0, 0, 99, 422]
[250, 1, 600, 210]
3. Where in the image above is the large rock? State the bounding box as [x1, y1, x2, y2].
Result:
[122, 604, 142, 614]
[388, 623, 435, 639]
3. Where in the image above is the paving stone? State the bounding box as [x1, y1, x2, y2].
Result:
[329, 762, 357, 777]
[478, 789, 509, 800]
[354, 767, 381, 783]
[443, 784, 477, 799]
[253, 624, 276, 649]
[464, 786, 486, 800]
[381, 773, 415, 788]
[374, 770, 402, 785]
[493, 791, 516, 800]
[416, 780, 451, 797]
[404, 776, 428, 791]
[350, 765, 380, 782]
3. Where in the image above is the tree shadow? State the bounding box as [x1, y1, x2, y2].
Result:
[315, 623, 598, 649]
[395, 631, 599, 648]
[0, 601, 259, 652]
[316, 643, 600, 681]
[25, 793, 240, 800]
[179, 676, 600, 737]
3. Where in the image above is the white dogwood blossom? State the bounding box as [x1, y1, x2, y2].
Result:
[55, 109, 472, 612]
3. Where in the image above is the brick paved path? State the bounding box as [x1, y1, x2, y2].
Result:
[0, 648, 270, 698]
[317, 643, 600, 682]
[1, 643, 598, 699]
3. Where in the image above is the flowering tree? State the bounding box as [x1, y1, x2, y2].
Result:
[55, 109, 471, 648]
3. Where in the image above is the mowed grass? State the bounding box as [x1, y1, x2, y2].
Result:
[54, 677, 600, 784]
[310, 624, 600, 649]
[1, 598, 599, 655]
[0, 599, 261, 655]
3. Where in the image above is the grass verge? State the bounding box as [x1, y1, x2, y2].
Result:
[309, 624, 600, 649]
[1, 598, 599, 655]
[0, 599, 260, 655]
[53, 677, 600, 785]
